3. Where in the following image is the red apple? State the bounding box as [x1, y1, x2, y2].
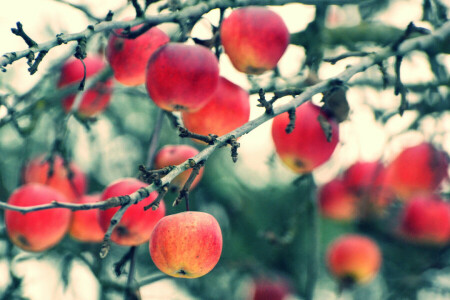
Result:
[383, 142, 449, 200]
[106, 25, 169, 86]
[248, 277, 290, 300]
[220, 6, 289, 74]
[5, 184, 72, 252]
[181, 76, 250, 138]
[149, 211, 222, 278]
[271, 101, 339, 173]
[145, 43, 219, 112]
[343, 161, 392, 216]
[318, 178, 358, 221]
[399, 195, 450, 245]
[98, 178, 166, 246]
[23, 154, 87, 203]
[69, 194, 105, 243]
[154, 145, 203, 190]
[343, 161, 385, 192]
[326, 234, 382, 284]
[58, 56, 113, 117]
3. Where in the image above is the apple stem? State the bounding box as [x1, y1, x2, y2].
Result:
[145, 109, 165, 169]
[172, 161, 204, 210]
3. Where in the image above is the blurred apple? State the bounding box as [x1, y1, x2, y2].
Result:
[98, 178, 165, 246]
[69, 194, 105, 243]
[5, 184, 72, 252]
[58, 56, 113, 117]
[326, 234, 382, 285]
[23, 154, 86, 203]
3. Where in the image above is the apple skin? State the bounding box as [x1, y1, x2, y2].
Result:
[326, 234, 381, 285]
[318, 178, 358, 221]
[383, 142, 449, 200]
[343, 161, 385, 192]
[220, 6, 289, 74]
[23, 154, 87, 203]
[98, 178, 166, 246]
[271, 101, 339, 173]
[399, 195, 450, 245]
[145, 43, 219, 112]
[154, 145, 203, 190]
[69, 194, 105, 243]
[5, 184, 72, 252]
[249, 278, 290, 300]
[149, 211, 223, 278]
[181, 77, 250, 138]
[106, 26, 169, 86]
[343, 161, 392, 215]
[58, 56, 113, 117]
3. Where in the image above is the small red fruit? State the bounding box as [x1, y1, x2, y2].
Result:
[98, 178, 166, 246]
[326, 234, 381, 285]
[5, 184, 72, 252]
[69, 194, 105, 243]
[149, 211, 223, 278]
[106, 26, 169, 86]
[23, 154, 87, 203]
[249, 278, 290, 300]
[399, 195, 450, 245]
[181, 77, 250, 138]
[383, 142, 449, 200]
[318, 179, 358, 221]
[58, 56, 113, 117]
[221, 7, 289, 74]
[145, 43, 219, 112]
[343, 161, 385, 192]
[154, 145, 203, 190]
[271, 102, 339, 173]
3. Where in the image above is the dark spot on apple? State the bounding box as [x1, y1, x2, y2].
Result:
[114, 39, 125, 52]
[172, 104, 188, 111]
[116, 225, 129, 237]
[17, 234, 30, 247]
[294, 159, 305, 168]
[177, 269, 187, 275]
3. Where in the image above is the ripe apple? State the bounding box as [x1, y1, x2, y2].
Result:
[58, 56, 113, 117]
[271, 101, 339, 173]
[23, 154, 87, 203]
[145, 43, 219, 112]
[154, 145, 203, 190]
[106, 25, 169, 86]
[326, 234, 381, 285]
[98, 178, 166, 246]
[220, 6, 289, 74]
[181, 76, 250, 138]
[248, 277, 290, 300]
[343, 161, 384, 192]
[318, 178, 358, 221]
[343, 161, 392, 215]
[149, 211, 223, 278]
[383, 142, 449, 200]
[399, 195, 450, 245]
[5, 184, 72, 252]
[69, 194, 105, 243]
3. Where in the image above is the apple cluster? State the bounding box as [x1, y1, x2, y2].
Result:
[318, 142, 449, 286]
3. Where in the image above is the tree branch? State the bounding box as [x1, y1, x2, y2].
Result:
[0, 0, 374, 70]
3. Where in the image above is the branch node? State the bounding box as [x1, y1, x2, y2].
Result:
[285, 108, 296, 134]
[257, 88, 274, 115]
[11, 22, 38, 48]
[228, 136, 240, 163]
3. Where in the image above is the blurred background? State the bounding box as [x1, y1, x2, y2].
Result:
[0, 0, 449, 299]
